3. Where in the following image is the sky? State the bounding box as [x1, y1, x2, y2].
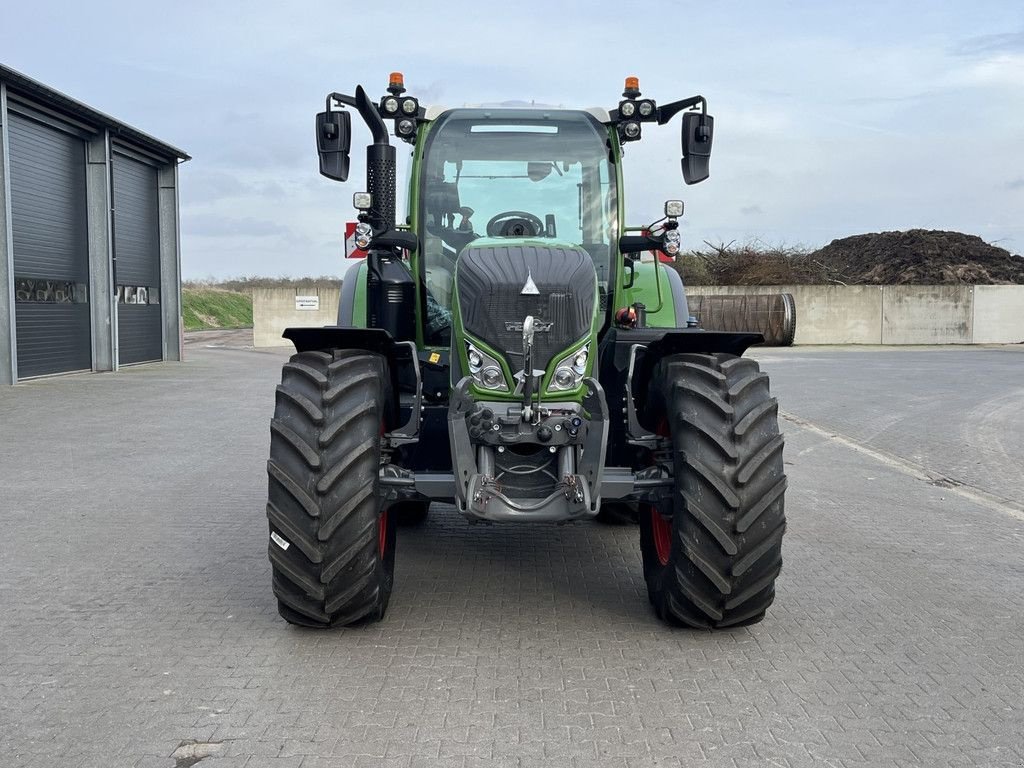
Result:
[2, 1, 1022, 278]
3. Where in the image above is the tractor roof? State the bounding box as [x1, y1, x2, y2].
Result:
[423, 104, 612, 124]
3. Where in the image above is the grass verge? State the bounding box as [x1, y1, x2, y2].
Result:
[182, 288, 253, 331]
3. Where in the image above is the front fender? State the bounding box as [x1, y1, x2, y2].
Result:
[282, 326, 414, 428]
[283, 325, 398, 355]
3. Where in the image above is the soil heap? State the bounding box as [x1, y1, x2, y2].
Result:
[810, 229, 1024, 284]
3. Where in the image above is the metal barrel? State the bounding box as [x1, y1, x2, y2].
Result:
[687, 292, 797, 346]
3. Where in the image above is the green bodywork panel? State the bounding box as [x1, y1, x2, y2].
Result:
[619, 261, 679, 328]
[348, 261, 368, 327]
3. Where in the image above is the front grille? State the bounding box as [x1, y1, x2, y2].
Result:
[457, 244, 596, 370]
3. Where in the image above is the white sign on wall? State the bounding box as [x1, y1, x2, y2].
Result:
[295, 295, 320, 311]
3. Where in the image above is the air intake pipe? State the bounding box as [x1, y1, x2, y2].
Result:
[352, 86, 414, 341]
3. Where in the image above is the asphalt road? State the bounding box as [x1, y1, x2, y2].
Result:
[1, 343, 1022, 767]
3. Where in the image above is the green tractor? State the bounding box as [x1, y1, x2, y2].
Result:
[266, 73, 786, 629]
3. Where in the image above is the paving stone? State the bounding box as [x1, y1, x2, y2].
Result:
[0, 345, 1022, 767]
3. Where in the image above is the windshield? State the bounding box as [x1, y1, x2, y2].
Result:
[418, 109, 617, 345]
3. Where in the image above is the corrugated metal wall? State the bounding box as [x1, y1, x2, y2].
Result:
[113, 151, 162, 365]
[8, 111, 92, 378]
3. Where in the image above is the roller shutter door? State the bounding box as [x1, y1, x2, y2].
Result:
[113, 151, 162, 364]
[8, 111, 91, 378]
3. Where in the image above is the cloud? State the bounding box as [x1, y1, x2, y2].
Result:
[255, 181, 287, 199]
[5, 0, 1023, 275]
[185, 214, 301, 240]
[953, 31, 1024, 56]
[949, 53, 1024, 88]
[184, 171, 248, 204]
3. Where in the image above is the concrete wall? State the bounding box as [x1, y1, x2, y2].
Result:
[252, 283, 1024, 347]
[881, 285, 973, 344]
[253, 286, 341, 348]
[972, 286, 1024, 344]
[688, 284, 1024, 344]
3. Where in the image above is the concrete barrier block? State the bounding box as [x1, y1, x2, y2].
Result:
[972, 285, 1024, 344]
[882, 285, 972, 344]
[253, 286, 341, 348]
[787, 285, 882, 344]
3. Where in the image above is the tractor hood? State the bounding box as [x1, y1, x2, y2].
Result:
[455, 239, 597, 373]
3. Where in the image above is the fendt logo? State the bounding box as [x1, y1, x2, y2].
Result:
[521, 270, 540, 295]
[505, 320, 554, 332]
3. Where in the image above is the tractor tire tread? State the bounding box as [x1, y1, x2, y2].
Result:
[267, 349, 394, 628]
[640, 352, 786, 629]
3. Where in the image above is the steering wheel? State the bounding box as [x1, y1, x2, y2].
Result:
[486, 211, 545, 237]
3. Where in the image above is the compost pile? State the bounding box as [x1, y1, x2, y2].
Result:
[810, 229, 1024, 285]
[680, 229, 1024, 285]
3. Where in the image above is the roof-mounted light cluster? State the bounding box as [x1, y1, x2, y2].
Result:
[379, 72, 421, 144]
[617, 76, 658, 143]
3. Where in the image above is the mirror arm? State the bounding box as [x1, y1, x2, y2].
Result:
[371, 230, 418, 253]
[327, 92, 356, 111]
[657, 95, 706, 126]
[327, 88, 390, 145]
[355, 85, 390, 145]
[619, 234, 663, 254]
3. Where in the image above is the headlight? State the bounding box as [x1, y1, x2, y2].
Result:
[622, 121, 640, 139]
[663, 229, 681, 256]
[354, 222, 373, 250]
[547, 344, 590, 392]
[466, 342, 508, 391]
[552, 367, 575, 389]
[480, 367, 504, 389]
[638, 99, 655, 117]
[572, 347, 588, 375]
[619, 100, 636, 117]
[401, 98, 418, 114]
[382, 97, 399, 114]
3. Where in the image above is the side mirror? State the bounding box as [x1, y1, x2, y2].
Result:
[316, 110, 351, 181]
[681, 112, 714, 185]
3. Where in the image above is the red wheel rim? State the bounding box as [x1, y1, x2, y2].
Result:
[651, 507, 672, 566]
[378, 510, 388, 557]
[377, 420, 388, 557]
[650, 416, 672, 566]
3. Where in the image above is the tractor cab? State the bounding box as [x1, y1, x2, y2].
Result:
[416, 108, 618, 344]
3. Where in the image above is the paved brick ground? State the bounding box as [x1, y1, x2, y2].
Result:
[1, 345, 1022, 767]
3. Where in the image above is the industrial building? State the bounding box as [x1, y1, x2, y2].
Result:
[0, 64, 189, 384]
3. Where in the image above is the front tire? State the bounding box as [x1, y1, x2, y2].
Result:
[267, 350, 396, 627]
[639, 353, 787, 628]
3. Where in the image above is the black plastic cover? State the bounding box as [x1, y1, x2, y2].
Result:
[456, 243, 597, 370]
